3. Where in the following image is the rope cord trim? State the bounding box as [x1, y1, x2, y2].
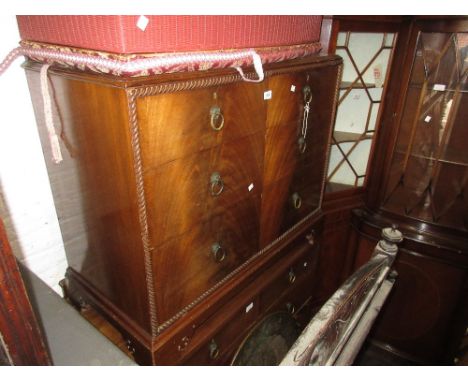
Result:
[39, 64, 62, 164]
[0, 45, 266, 165]
[0, 46, 265, 82]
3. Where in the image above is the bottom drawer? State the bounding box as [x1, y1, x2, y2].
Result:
[184, 297, 261, 365]
[261, 241, 319, 314]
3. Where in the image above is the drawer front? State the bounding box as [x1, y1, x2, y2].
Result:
[264, 121, 321, 186]
[154, 296, 261, 365]
[152, 200, 261, 322]
[184, 298, 261, 365]
[260, 170, 321, 247]
[260, 240, 318, 314]
[264, 72, 321, 185]
[137, 81, 266, 169]
[265, 73, 310, 128]
[144, 131, 264, 246]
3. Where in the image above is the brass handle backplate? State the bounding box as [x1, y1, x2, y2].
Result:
[211, 242, 226, 263]
[210, 106, 225, 131]
[303, 85, 313, 103]
[210, 172, 224, 196]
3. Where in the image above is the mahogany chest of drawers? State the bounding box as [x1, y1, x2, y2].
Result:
[24, 54, 342, 364]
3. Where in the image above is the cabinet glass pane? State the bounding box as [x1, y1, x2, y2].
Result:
[335, 89, 371, 134]
[383, 31, 468, 231]
[326, 31, 396, 192]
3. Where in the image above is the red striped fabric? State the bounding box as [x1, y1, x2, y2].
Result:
[17, 16, 322, 54]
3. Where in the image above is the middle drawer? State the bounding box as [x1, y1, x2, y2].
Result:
[143, 131, 264, 247]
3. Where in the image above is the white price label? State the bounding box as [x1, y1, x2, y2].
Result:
[424, 115, 432, 123]
[245, 302, 254, 313]
[248, 183, 254, 192]
[264, 90, 272, 100]
[433, 84, 446, 91]
[290, 85, 296, 92]
[136, 15, 149, 31]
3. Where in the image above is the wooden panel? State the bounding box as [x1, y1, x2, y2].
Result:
[144, 131, 264, 246]
[184, 297, 261, 365]
[137, 81, 266, 169]
[372, 249, 468, 363]
[352, 235, 378, 270]
[266, 73, 308, 128]
[349, 209, 468, 364]
[260, 244, 319, 314]
[25, 70, 152, 333]
[260, 65, 339, 246]
[264, 71, 333, 186]
[260, 173, 319, 246]
[152, 198, 260, 322]
[264, 122, 320, 186]
[313, 209, 356, 304]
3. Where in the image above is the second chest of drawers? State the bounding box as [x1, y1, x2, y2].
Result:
[25, 54, 342, 364]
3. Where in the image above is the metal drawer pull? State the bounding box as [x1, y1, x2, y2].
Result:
[210, 106, 225, 131]
[286, 302, 296, 315]
[288, 269, 296, 284]
[291, 192, 302, 209]
[303, 85, 313, 104]
[209, 339, 220, 359]
[211, 242, 226, 263]
[210, 172, 224, 196]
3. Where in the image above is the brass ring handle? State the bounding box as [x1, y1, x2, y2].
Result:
[211, 242, 226, 263]
[303, 85, 313, 103]
[286, 302, 296, 315]
[210, 106, 225, 131]
[288, 269, 296, 284]
[209, 339, 220, 359]
[291, 192, 302, 209]
[298, 136, 307, 154]
[210, 172, 224, 196]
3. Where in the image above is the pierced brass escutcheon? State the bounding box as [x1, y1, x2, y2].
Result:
[291, 192, 302, 209]
[210, 106, 225, 131]
[210, 172, 224, 196]
[211, 242, 226, 263]
[209, 339, 220, 359]
[303, 85, 313, 103]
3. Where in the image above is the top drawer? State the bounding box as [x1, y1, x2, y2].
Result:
[136, 81, 266, 169]
[265, 72, 311, 129]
